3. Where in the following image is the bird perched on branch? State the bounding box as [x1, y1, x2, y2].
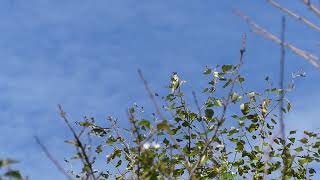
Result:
[170, 72, 186, 94]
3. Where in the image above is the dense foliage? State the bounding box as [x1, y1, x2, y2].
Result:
[2, 48, 320, 180]
[60, 54, 320, 179]
[0, 159, 22, 180]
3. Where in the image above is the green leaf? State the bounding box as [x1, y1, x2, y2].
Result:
[106, 136, 117, 144]
[248, 92, 255, 99]
[298, 158, 308, 166]
[300, 138, 308, 144]
[231, 92, 239, 103]
[107, 149, 122, 163]
[304, 131, 317, 137]
[265, 76, 269, 81]
[4, 170, 22, 179]
[288, 137, 296, 143]
[96, 145, 103, 154]
[247, 123, 259, 133]
[157, 121, 170, 130]
[294, 147, 303, 153]
[116, 175, 124, 180]
[313, 141, 320, 148]
[228, 127, 239, 136]
[189, 112, 197, 120]
[0, 159, 19, 168]
[214, 100, 223, 107]
[309, 168, 316, 174]
[236, 140, 245, 152]
[203, 68, 212, 75]
[79, 121, 92, 127]
[238, 76, 245, 84]
[163, 138, 169, 146]
[173, 168, 184, 177]
[205, 109, 214, 119]
[287, 101, 292, 112]
[240, 103, 250, 115]
[182, 121, 190, 127]
[222, 79, 232, 88]
[116, 160, 122, 167]
[271, 118, 277, 124]
[289, 130, 296, 135]
[222, 65, 233, 72]
[138, 120, 151, 129]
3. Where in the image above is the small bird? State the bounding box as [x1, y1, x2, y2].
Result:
[170, 72, 180, 93]
[170, 72, 187, 94]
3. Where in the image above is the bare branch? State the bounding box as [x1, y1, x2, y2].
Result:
[126, 109, 141, 180]
[34, 136, 74, 180]
[58, 105, 96, 180]
[279, 16, 287, 179]
[302, 0, 320, 17]
[279, 16, 286, 141]
[192, 91, 208, 141]
[137, 69, 166, 121]
[234, 9, 320, 69]
[267, 0, 320, 32]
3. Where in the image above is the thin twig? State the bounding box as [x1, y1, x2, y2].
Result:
[137, 69, 166, 121]
[279, 16, 288, 180]
[267, 0, 320, 31]
[58, 105, 96, 180]
[279, 16, 286, 141]
[34, 136, 74, 180]
[127, 110, 141, 180]
[263, 18, 288, 179]
[177, 87, 192, 162]
[110, 117, 133, 162]
[234, 9, 320, 69]
[192, 91, 208, 141]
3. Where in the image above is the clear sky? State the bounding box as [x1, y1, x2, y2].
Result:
[0, 0, 319, 179]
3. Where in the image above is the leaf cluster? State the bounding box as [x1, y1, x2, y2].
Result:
[62, 63, 320, 180]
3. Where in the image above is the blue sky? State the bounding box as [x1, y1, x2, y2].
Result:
[0, 0, 319, 179]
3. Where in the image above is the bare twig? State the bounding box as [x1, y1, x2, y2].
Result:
[192, 91, 208, 141]
[109, 117, 133, 160]
[234, 9, 320, 69]
[137, 69, 166, 121]
[301, 0, 320, 17]
[267, 0, 320, 31]
[58, 105, 96, 180]
[279, 18, 289, 179]
[127, 110, 141, 180]
[177, 87, 192, 162]
[263, 18, 288, 179]
[34, 136, 74, 180]
[134, 70, 164, 146]
[279, 16, 286, 141]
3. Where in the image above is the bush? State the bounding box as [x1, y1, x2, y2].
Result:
[59, 40, 320, 180]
